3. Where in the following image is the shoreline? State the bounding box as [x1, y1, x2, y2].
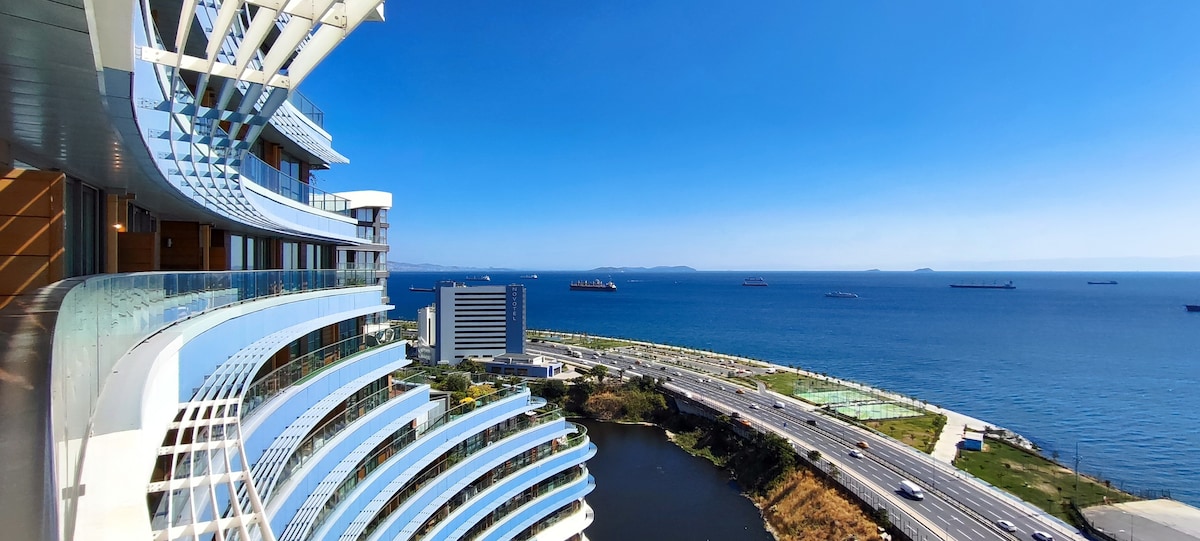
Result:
[587, 409, 880, 541]
[533, 328, 1035, 452]
[531, 328, 1134, 535]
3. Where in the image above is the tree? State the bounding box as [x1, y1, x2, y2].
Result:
[457, 359, 483, 373]
[807, 449, 823, 463]
[443, 373, 470, 393]
[591, 365, 608, 384]
[874, 508, 892, 529]
[539, 379, 568, 402]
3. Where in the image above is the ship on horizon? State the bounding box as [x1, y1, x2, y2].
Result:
[825, 291, 859, 298]
[409, 286, 435, 292]
[464, 275, 491, 282]
[1186, 304, 1200, 312]
[742, 277, 769, 287]
[1087, 280, 1119, 285]
[570, 279, 617, 292]
[949, 280, 1016, 290]
[520, 274, 539, 279]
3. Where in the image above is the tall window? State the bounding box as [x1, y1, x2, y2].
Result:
[230, 234, 244, 270]
[283, 242, 299, 269]
[63, 179, 101, 277]
[279, 152, 301, 180]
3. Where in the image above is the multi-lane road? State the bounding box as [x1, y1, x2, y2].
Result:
[530, 343, 1087, 541]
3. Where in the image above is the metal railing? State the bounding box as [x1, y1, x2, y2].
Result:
[241, 329, 405, 420]
[273, 370, 429, 489]
[288, 90, 326, 128]
[360, 408, 569, 541]
[240, 152, 351, 216]
[411, 424, 589, 540]
[460, 468, 592, 541]
[26, 268, 376, 541]
[299, 380, 531, 541]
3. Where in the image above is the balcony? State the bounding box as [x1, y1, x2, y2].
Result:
[288, 90, 326, 129]
[0, 268, 380, 541]
[241, 329, 407, 420]
[240, 152, 352, 216]
[355, 407, 568, 541]
[293, 380, 535, 541]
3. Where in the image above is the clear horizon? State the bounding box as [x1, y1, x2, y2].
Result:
[306, 2, 1200, 270]
[388, 255, 1200, 273]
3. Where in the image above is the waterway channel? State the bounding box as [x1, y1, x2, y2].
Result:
[579, 419, 773, 541]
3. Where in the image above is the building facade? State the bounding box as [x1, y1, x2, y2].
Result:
[435, 282, 528, 364]
[485, 354, 565, 379]
[0, 2, 593, 541]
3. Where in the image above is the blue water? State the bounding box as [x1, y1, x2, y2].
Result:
[390, 271, 1200, 505]
[578, 419, 773, 541]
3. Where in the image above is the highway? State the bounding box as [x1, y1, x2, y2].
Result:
[530, 343, 1088, 541]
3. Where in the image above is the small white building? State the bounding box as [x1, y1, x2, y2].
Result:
[484, 353, 563, 378]
[417, 304, 436, 347]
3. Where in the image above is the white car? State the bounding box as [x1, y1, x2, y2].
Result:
[995, 519, 1016, 532]
[749, 404, 759, 409]
[849, 450, 864, 459]
[1032, 532, 1053, 541]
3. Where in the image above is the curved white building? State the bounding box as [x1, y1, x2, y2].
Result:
[0, 2, 594, 541]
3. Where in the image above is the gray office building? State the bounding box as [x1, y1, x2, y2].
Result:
[435, 281, 526, 364]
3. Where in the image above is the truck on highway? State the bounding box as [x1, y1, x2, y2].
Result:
[898, 480, 925, 500]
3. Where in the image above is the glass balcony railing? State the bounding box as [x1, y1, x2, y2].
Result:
[42, 268, 377, 541]
[271, 369, 430, 489]
[288, 90, 326, 128]
[410, 424, 590, 541]
[298, 379, 530, 541]
[355, 407, 567, 541]
[337, 262, 389, 272]
[240, 152, 351, 216]
[458, 467, 591, 541]
[241, 330, 407, 420]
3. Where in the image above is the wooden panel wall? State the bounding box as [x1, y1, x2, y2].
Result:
[160, 220, 202, 270]
[0, 168, 65, 311]
[117, 232, 157, 272]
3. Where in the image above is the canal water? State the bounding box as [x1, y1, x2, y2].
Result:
[579, 419, 773, 541]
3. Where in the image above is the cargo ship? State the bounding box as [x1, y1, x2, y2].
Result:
[570, 279, 617, 292]
[1186, 305, 1200, 312]
[1087, 280, 1118, 285]
[464, 275, 491, 282]
[408, 286, 435, 292]
[949, 281, 1015, 290]
[742, 277, 769, 287]
[520, 274, 539, 279]
[825, 291, 859, 298]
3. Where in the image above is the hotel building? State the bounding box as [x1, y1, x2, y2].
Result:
[0, 2, 594, 541]
[434, 282, 527, 365]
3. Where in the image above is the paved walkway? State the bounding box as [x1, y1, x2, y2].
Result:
[928, 406, 989, 464]
[1082, 499, 1200, 541]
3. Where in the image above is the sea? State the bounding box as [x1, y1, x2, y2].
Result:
[389, 271, 1200, 506]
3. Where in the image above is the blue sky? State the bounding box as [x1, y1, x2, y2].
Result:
[302, 1, 1200, 270]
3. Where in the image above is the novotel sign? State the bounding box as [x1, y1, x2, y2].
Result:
[506, 285, 526, 354]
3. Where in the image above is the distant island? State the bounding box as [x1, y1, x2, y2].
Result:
[914, 267, 934, 272]
[387, 262, 513, 273]
[590, 266, 697, 273]
[864, 268, 881, 272]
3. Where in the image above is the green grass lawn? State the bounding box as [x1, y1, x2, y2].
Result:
[753, 372, 800, 393]
[865, 414, 946, 454]
[955, 439, 1136, 522]
[545, 335, 631, 350]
